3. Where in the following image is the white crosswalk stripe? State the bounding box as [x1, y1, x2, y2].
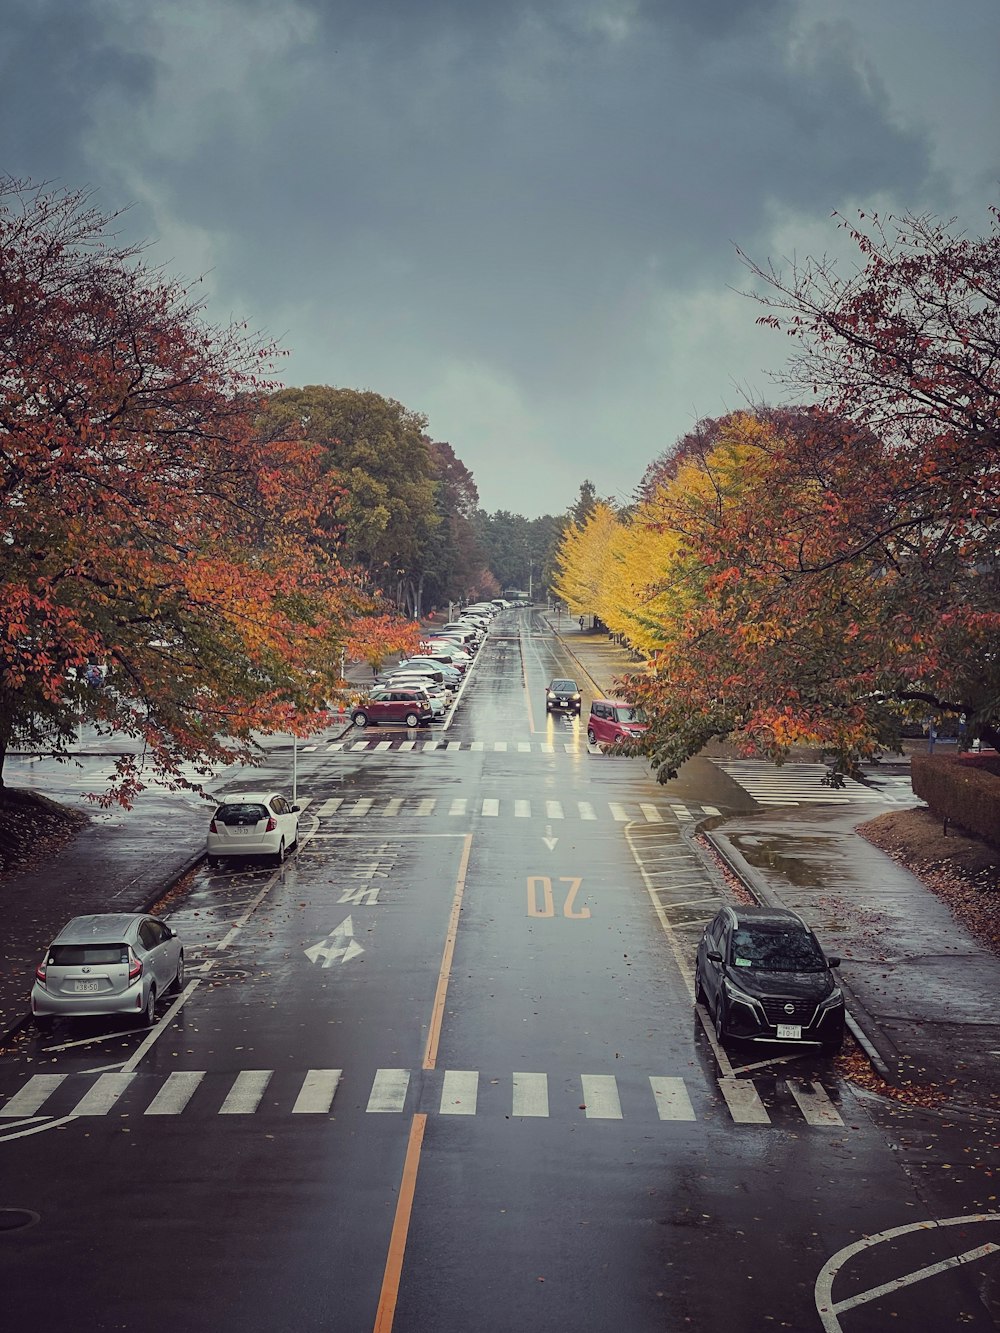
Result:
[0, 1067, 848, 1129]
[712, 759, 916, 807]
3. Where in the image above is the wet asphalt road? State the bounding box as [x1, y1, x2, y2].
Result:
[2, 611, 999, 1330]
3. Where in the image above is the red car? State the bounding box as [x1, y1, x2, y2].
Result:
[351, 686, 433, 728]
[587, 698, 648, 745]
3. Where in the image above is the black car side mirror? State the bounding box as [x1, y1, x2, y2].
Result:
[826, 956, 841, 969]
[707, 950, 723, 964]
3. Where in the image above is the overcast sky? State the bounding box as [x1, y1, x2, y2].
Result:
[3, 0, 997, 518]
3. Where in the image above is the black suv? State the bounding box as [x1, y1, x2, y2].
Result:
[695, 905, 844, 1054]
[545, 678, 581, 714]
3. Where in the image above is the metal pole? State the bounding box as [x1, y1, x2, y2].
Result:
[292, 734, 298, 804]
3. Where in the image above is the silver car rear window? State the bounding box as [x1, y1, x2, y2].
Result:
[49, 944, 128, 966]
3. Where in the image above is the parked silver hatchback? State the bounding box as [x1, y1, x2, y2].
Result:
[31, 913, 184, 1028]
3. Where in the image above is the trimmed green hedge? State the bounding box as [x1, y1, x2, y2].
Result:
[911, 755, 1000, 848]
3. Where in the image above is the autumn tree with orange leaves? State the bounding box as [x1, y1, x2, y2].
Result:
[0, 178, 364, 804]
[616, 207, 999, 780]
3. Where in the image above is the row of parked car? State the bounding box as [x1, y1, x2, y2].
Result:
[349, 601, 504, 728]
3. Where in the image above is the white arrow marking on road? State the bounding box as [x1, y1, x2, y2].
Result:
[543, 823, 558, 851]
[305, 916, 366, 967]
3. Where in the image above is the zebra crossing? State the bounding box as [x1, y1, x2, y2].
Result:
[308, 737, 596, 754]
[711, 760, 917, 807]
[307, 794, 722, 825]
[0, 1065, 844, 1129]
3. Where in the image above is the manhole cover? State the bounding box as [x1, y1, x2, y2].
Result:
[0, 1208, 40, 1233]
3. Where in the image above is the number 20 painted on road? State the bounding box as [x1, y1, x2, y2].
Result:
[527, 876, 590, 919]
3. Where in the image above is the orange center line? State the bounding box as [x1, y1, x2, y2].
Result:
[423, 832, 473, 1070]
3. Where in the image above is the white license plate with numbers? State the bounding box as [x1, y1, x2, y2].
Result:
[74, 980, 100, 993]
[776, 1023, 802, 1039]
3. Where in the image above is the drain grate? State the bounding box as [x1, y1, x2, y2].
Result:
[0, 1208, 40, 1233]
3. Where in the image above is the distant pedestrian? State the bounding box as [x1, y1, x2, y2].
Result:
[927, 724, 937, 753]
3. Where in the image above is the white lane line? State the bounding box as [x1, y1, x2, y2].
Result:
[545, 800, 564, 819]
[518, 742, 531, 752]
[382, 798, 404, 817]
[72, 1072, 136, 1115]
[447, 741, 463, 751]
[375, 741, 392, 752]
[471, 741, 485, 751]
[440, 1070, 478, 1115]
[493, 741, 508, 752]
[514, 800, 531, 817]
[540, 744, 554, 754]
[649, 1076, 696, 1121]
[367, 1069, 410, 1113]
[348, 798, 373, 817]
[145, 1071, 205, 1116]
[702, 805, 722, 816]
[482, 799, 500, 816]
[326, 742, 346, 752]
[0, 1074, 66, 1117]
[669, 804, 693, 821]
[292, 1069, 342, 1114]
[578, 802, 597, 820]
[641, 804, 663, 822]
[398, 741, 416, 752]
[512, 1072, 549, 1118]
[423, 741, 440, 751]
[609, 802, 629, 822]
[449, 798, 467, 816]
[718, 1077, 770, 1124]
[219, 1070, 272, 1114]
[415, 798, 436, 815]
[318, 798, 343, 817]
[351, 741, 371, 751]
[581, 1074, 623, 1119]
[787, 1079, 843, 1126]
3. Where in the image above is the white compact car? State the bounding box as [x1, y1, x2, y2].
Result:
[206, 791, 301, 866]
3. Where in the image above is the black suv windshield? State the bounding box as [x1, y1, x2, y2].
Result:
[730, 926, 826, 972]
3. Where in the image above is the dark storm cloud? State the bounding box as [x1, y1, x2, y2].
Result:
[124, 0, 928, 395]
[1, 0, 980, 514]
[0, 0, 155, 181]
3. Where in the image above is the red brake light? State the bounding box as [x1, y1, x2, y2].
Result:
[128, 951, 143, 984]
[265, 816, 277, 832]
[35, 961, 46, 986]
[209, 818, 218, 833]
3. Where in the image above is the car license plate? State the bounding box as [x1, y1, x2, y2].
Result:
[233, 827, 254, 834]
[776, 1023, 802, 1039]
[74, 980, 100, 993]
